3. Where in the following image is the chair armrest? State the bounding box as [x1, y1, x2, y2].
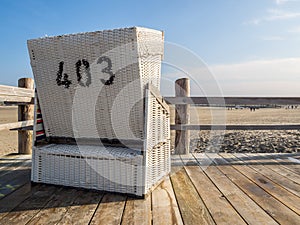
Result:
[144, 84, 170, 151]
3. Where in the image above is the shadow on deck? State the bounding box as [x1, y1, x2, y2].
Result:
[0, 152, 299, 224]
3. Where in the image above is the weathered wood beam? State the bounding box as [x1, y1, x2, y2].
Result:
[164, 97, 300, 105]
[0, 120, 34, 131]
[171, 124, 300, 130]
[174, 78, 190, 155]
[18, 78, 34, 154]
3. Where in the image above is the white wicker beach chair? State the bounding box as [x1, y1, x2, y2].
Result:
[28, 27, 170, 197]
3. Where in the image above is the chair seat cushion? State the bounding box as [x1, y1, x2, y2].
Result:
[35, 144, 143, 159]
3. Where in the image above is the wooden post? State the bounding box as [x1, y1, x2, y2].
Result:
[175, 78, 190, 155]
[18, 78, 34, 154]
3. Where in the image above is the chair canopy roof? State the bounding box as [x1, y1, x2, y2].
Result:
[28, 27, 164, 141]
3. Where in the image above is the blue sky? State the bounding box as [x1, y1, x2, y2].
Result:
[0, 0, 300, 96]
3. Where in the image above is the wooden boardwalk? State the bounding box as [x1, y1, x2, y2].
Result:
[0, 153, 299, 225]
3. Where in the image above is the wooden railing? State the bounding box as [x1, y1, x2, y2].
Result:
[1, 77, 299, 155]
[167, 78, 300, 154]
[165, 96, 300, 132]
[164, 97, 300, 105]
[0, 120, 33, 131]
[0, 84, 34, 104]
[0, 78, 34, 154]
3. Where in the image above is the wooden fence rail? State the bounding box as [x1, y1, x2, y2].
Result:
[1, 78, 300, 155]
[171, 124, 300, 131]
[0, 120, 34, 131]
[0, 78, 34, 154]
[165, 97, 300, 105]
[170, 78, 300, 154]
[0, 84, 34, 104]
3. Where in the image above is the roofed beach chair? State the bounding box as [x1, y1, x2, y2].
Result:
[27, 27, 170, 197]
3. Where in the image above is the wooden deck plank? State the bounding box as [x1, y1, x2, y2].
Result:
[250, 153, 300, 177]
[121, 195, 152, 225]
[56, 190, 104, 225]
[152, 176, 184, 225]
[290, 156, 300, 164]
[0, 184, 59, 224]
[234, 153, 300, 197]
[222, 153, 300, 214]
[244, 153, 300, 184]
[89, 193, 127, 225]
[170, 155, 185, 175]
[0, 156, 31, 177]
[245, 153, 300, 185]
[259, 153, 300, 175]
[0, 182, 34, 220]
[193, 153, 278, 225]
[292, 154, 300, 160]
[0, 154, 30, 171]
[180, 154, 247, 225]
[170, 165, 215, 225]
[1, 154, 300, 224]
[207, 153, 300, 224]
[26, 187, 79, 225]
[0, 160, 31, 199]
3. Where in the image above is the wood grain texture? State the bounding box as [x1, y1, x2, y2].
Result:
[223, 153, 300, 214]
[89, 193, 126, 225]
[259, 153, 300, 175]
[170, 167, 215, 225]
[1, 154, 300, 224]
[0, 156, 31, 199]
[121, 196, 152, 225]
[234, 153, 300, 196]
[180, 155, 246, 225]
[174, 78, 190, 154]
[0, 84, 34, 98]
[193, 153, 277, 225]
[57, 190, 103, 225]
[152, 176, 183, 225]
[247, 153, 300, 185]
[0, 154, 31, 172]
[0, 185, 59, 224]
[0, 121, 34, 132]
[0, 160, 31, 199]
[18, 78, 34, 154]
[26, 187, 78, 225]
[0, 182, 33, 220]
[207, 153, 300, 224]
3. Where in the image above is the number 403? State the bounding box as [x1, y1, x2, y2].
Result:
[56, 56, 115, 88]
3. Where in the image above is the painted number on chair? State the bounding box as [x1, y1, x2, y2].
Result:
[56, 61, 72, 88]
[97, 56, 115, 85]
[56, 56, 115, 88]
[75, 59, 91, 87]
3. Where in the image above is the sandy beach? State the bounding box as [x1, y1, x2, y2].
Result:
[0, 106, 299, 156]
[0, 106, 18, 156]
[170, 106, 300, 153]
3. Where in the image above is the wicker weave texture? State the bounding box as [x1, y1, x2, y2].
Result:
[144, 89, 170, 191]
[32, 88, 170, 196]
[32, 144, 144, 195]
[28, 27, 164, 140]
